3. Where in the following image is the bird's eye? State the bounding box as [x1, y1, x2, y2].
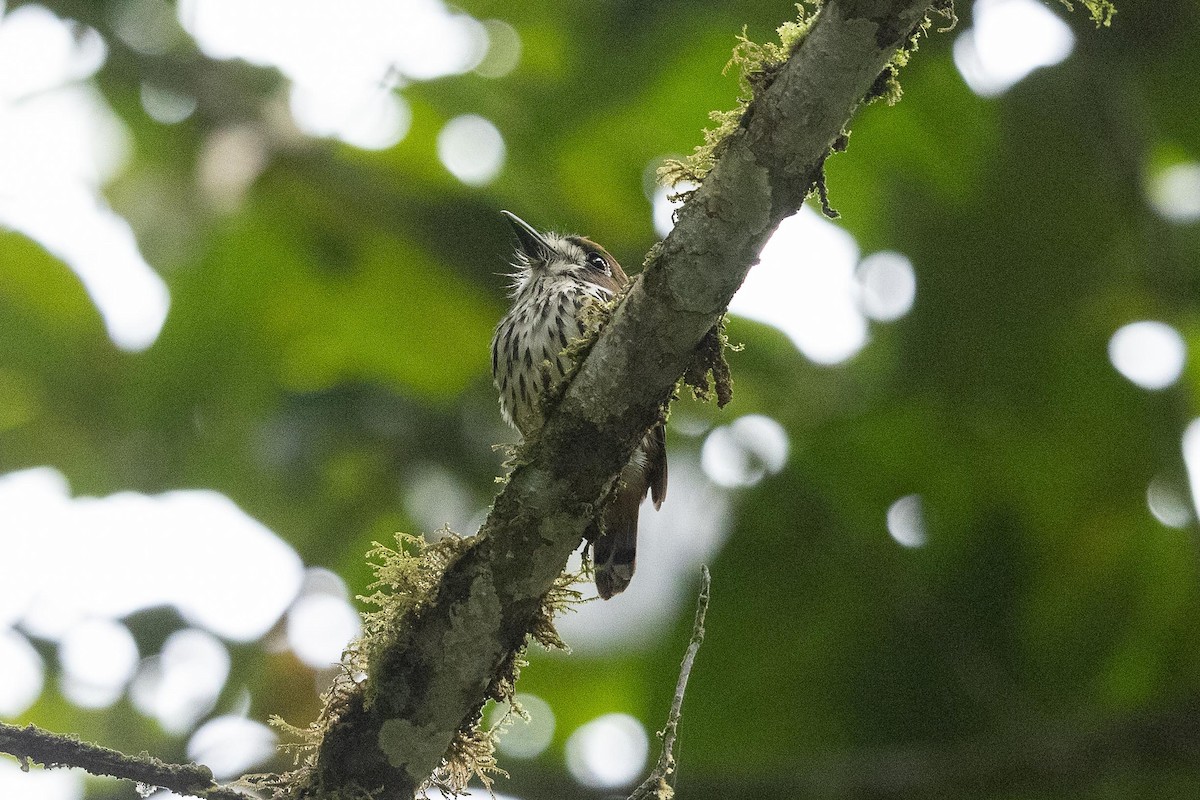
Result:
[586, 252, 609, 273]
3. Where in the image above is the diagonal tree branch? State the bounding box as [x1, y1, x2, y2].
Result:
[312, 2, 938, 797]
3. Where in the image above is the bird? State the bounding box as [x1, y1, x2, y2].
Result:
[491, 211, 667, 599]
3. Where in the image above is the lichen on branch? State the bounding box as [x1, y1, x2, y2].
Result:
[0, 722, 244, 800]
[657, 0, 958, 220]
[1057, 0, 1116, 26]
[658, 2, 823, 188]
[260, 530, 582, 799]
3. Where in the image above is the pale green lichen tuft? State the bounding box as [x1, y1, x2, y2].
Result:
[261, 529, 588, 800]
[531, 568, 587, 653]
[1057, 0, 1116, 26]
[253, 531, 480, 799]
[358, 530, 474, 713]
[659, 3, 821, 187]
[427, 724, 509, 797]
[428, 567, 583, 796]
[867, 1, 957, 107]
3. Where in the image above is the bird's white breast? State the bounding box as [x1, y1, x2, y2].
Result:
[491, 275, 610, 437]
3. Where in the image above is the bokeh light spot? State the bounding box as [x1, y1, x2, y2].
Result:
[131, 628, 231, 735]
[0, 467, 304, 644]
[60, 676, 125, 709]
[475, 19, 522, 78]
[178, 0, 485, 150]
[701, 415, 789, 488]
[187, 716, 278, 780]
[1147, 475, 1193, 529]
[0, 757, 81, 800]
[140, 83, 197, 124]
[177, 1, 487, 82]
[437, 114, 505, 186]
[289, 83, 410, 151]
[565, 713, 649, 789]
[58, 619, 139, 709]
[953, 0, 1074, 97]
[887, 494, 927, 548]
[403, 464, 479, 535]
[111, 0, 183, 55]
[488, 693, 555, 759]
[389, 11, 488, 80]
[1108, 321, 1186, 391]
[287, 593, 362, 669]
[0, 7, 169, 352]
[730, 207, 866, 365]
[0, 629, 44, 716]
[1181, 420, 1200, 524]
[857, 250, 916, 322]
[302, 567, 351, 598]
[1148, 161, 1200, 224]
[0, 5, 106, 99]
[197, 125, 269, 211]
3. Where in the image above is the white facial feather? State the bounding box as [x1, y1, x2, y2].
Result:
[506, 233, 605, 298]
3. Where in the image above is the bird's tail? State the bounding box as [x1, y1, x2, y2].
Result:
[593, 425, 666, 599]
[594, 482, 642, 600]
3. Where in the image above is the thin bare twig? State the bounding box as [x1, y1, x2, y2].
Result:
[0, 722, 250, 800]
[629, 565, 712, 800]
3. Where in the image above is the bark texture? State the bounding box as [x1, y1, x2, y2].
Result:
[0, 722, 244, 800]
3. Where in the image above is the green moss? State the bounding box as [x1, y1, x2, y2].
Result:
[427, 724, 507, 797]
[259, 530, 587, 799]
[250, 532, 475, 799]
[426, 567, 582, 796]
[874, 1, 957, 108]
[1058, 0, 1116, 26]
[659, 3, 821, 187]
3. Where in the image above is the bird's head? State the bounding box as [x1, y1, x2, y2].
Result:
[501, 210, 627, 295]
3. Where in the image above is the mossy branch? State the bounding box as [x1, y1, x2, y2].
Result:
[0, 722, 246, 800]
[246, 531, 582, 799]
[298, 2, 944, 797]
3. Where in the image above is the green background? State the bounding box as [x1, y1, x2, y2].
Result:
[3, 0, 1200, 797]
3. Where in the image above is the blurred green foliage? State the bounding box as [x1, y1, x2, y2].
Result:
[4, 0, 1200, 798]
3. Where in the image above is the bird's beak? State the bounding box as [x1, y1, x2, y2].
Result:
[501, 210, 552, 259]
